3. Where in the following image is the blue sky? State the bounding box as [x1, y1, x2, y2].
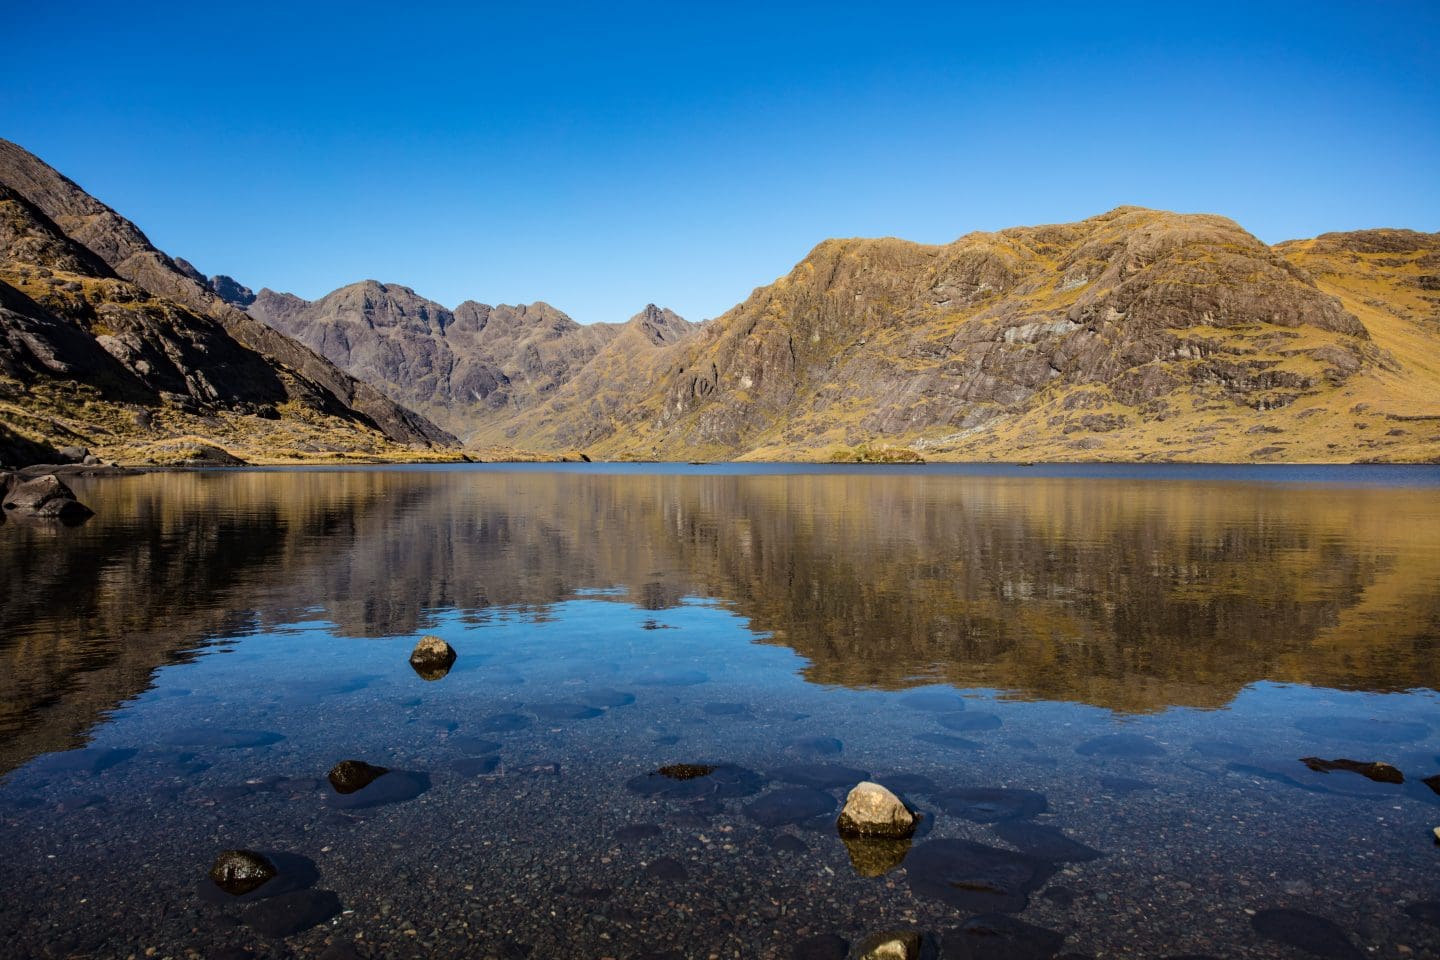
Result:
[3, 1, 1437, 324]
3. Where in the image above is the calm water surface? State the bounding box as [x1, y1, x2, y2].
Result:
[1, 464, 1439, 959]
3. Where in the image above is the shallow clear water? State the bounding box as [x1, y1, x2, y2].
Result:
[1, 464, 1439, 959]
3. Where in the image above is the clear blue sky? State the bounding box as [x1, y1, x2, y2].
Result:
[3, 1, 1436, 324]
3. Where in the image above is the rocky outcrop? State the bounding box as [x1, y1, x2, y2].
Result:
[209, 274, 256, 308]
[495, 209, 1438, 462]
[0, 137, 454, 452]
[1, 473, 92, 522]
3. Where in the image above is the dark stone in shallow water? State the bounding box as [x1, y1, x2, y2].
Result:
[941, 914, 1067, 960]
[935, 788, 1048, 823]
[625, 763, 766, 801]
[1099, 776, 1154, 795]
[704, 702, 750, 716]
[905, 838, 1056, 914]
[615, 823, 662, 844]
[328, 770, 429, 809]
[635, 668, 709, 686]
[769, 763, 872, 790]
[1300, 757, 1405, 783]
[478, 713, 533, 732]
[452, 756, 500, 777]
[1251, 908, 1362, 959]
[1076, 734, 1165, 758]
[793, 933, 849, 960]
[1424, 774, 1440, 796]
[879, 773, 938, 797]
[993, 822, 1102, 862]
[209, 849, 276, 896]
[451, 736, 503, 756]
[744, 787, 837, 826]
[1227, 760, 1396, 799]
[915, 733, 984, 751]
[787, 736, 844, 756]
[1191, 739, 1251, 759]
[643, 856, 688, 882]
[900, 688, 969, 713]
[246, 888, 342, 937]
[938, 712, 1002, 733]
[32, 747, 137, 775]
[584, 689, 636, 708]
[162, 728, 285, 749]
[198, 851, 320, 905]
[530, 702, 603, 721]
[1404, 901, 1440, 927]
[327, 760, 388, 794]
[1294, 715, 1429, 744]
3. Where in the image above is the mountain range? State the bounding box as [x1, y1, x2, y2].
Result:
[1, 138, 1436, 465]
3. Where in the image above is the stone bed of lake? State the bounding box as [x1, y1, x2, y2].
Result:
[1, 464, 1438, 959]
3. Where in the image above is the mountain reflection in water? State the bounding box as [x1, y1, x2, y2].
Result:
[2, 465, 1438, 773]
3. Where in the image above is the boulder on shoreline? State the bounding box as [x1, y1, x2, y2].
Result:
[1, 473, 93, 523]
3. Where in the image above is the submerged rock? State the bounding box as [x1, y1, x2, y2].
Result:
[794, 932, 850, 960]
[1251, 908, 1362, 959]
[744, 787, 837, 827]
[937, 712, 1002, 733]
[837, 781, 916, 839]
[245, 888, 342, 937]
[1425, 774, 1440, 796]
[1300, 757, 1404, 783]
[771, 763, 873, 790]
[531, 702, 604, 720]
[408, 635, 457, 680]
[625, 763, 767, 801]
[993, 822, 1103, 862]
[327, 769, 429, 809]
[905, 838, 1055, 913]
[941, 914, 1067, 960]
[935, 787, 1048, 823]
[327, 759, 389, 794]
[210, 849, 277, 896]
[1, 473, 93, 523]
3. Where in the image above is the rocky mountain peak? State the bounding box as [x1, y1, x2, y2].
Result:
[209, 274, 255, 307]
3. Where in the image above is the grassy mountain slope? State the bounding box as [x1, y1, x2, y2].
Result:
[0, 139, 459, 465]
[501, 207, 1439, 462]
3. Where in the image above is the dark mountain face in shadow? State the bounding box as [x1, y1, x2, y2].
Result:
[3, 468, 1438, 773]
